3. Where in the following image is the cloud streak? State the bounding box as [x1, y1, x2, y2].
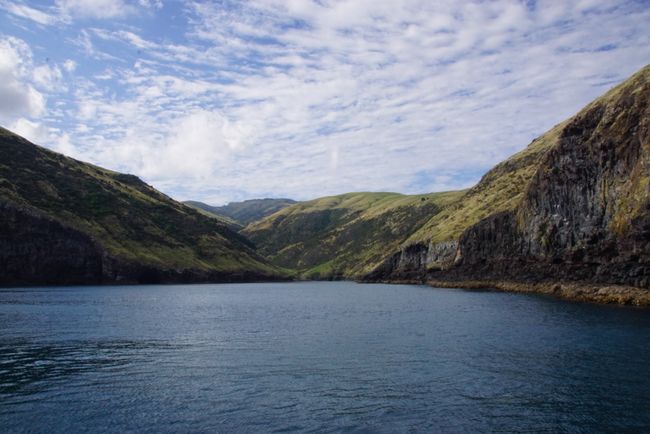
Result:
[0, 0, 649, 204]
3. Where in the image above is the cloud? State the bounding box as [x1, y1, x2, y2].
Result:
[0, 37, 45, 120]
[2, 0, 160, 23]
[55, 0, 134, 19]
[10, 117, 76, 156]
[32, 64, 63, 91]
[2, 0, 649, 204]
[138, 109, 251, 180]
[10, 117, 49, 143]
[0, 1, 57, 25]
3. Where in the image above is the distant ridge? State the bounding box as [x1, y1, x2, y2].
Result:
[184, 198, 296, 226]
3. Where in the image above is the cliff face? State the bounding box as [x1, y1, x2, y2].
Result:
[0, 202, 279, 286]
[0, 202, 105, 285]
[368, 65, 650, 291]
[0, 127, 283, 286]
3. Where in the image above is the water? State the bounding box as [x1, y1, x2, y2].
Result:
[0, 282, 649, 433]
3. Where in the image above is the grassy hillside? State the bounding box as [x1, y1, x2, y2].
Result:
[0, 127, 281, 283]
[242, 121, 566, 278]
[367, 64, 650, 300]
[404, 64, 650, 251]
[186, 198, 297, 226]
[243, 191, 463, 279]
[406, 122, 567, 247]
[246, 65, 650, 293]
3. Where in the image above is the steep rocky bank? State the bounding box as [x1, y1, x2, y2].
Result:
[366, 65, 650, 304]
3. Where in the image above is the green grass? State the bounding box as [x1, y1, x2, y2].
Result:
[410, 64, 650, 247]
[244, 190, 464, 278]
[0, 127, 281, 277]
[407, 122, 566, 245]
[245, 66, 650, 277]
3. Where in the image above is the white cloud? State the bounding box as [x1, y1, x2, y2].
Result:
[63, 59, 77, 72]
[32, 64, 63, 91]
[4, 0, 649, 205]
[138, 0, 161, 9]
[1, 1, 57, 25]
[10, 118, 49, 143]
[3, 0, 162, 24]
[52, 132, 76, 156]
[0, 37, 45, 120]
[148, 0, 647, 201]
[9, 117, 75, 156]
[146, 110, 249, 177]
[56, 0, 133, 19]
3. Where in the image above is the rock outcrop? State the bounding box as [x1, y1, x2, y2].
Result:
[367, 64, 650, 300]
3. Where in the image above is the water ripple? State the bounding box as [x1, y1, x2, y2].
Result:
[0, 282, 649, 433]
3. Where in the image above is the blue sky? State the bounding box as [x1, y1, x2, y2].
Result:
[1, 0, 649, 205]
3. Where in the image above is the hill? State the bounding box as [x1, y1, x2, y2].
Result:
[0, 127, 283, 286]
[243, 191, 463, 279]
[367, 64, 650, 304]
[185, 198, 297, 227]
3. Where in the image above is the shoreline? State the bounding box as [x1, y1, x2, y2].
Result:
[425, 279, 650, 307]
[3, 276, 649, 307]
[362, 278, 650, 306]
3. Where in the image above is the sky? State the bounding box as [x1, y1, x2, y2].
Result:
[1, 0, 649, 205]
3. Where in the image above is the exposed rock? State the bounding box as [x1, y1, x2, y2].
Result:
[0, 202, 105, 285]
[0, 202, 281, 286]
[366, 64, 650, 303]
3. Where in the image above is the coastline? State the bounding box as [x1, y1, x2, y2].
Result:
[362, 278, 650, 307]
[426, 279, 650, 307]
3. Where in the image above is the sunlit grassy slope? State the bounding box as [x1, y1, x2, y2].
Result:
[245, 66, 650, 279]
[243, 190, 463, 278]
[407, 64, 650, 247]
[406, 122, 566, 245]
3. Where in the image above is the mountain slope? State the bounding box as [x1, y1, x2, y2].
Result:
[185, 198, 297, 227]
[368, 64, 650, 302]
[0, 127, 282, 285]
[243, 191, 463, 279]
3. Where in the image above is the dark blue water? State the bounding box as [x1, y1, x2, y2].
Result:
[1, 282, 649, 433]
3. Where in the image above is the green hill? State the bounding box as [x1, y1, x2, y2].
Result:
[0, 127, 283, 285]
[185, 198, 297, 227]
[243, 191, 463, 279]
[243, 64, 650, 305]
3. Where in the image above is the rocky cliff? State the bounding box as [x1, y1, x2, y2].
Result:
[367, 64, 650, 301]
